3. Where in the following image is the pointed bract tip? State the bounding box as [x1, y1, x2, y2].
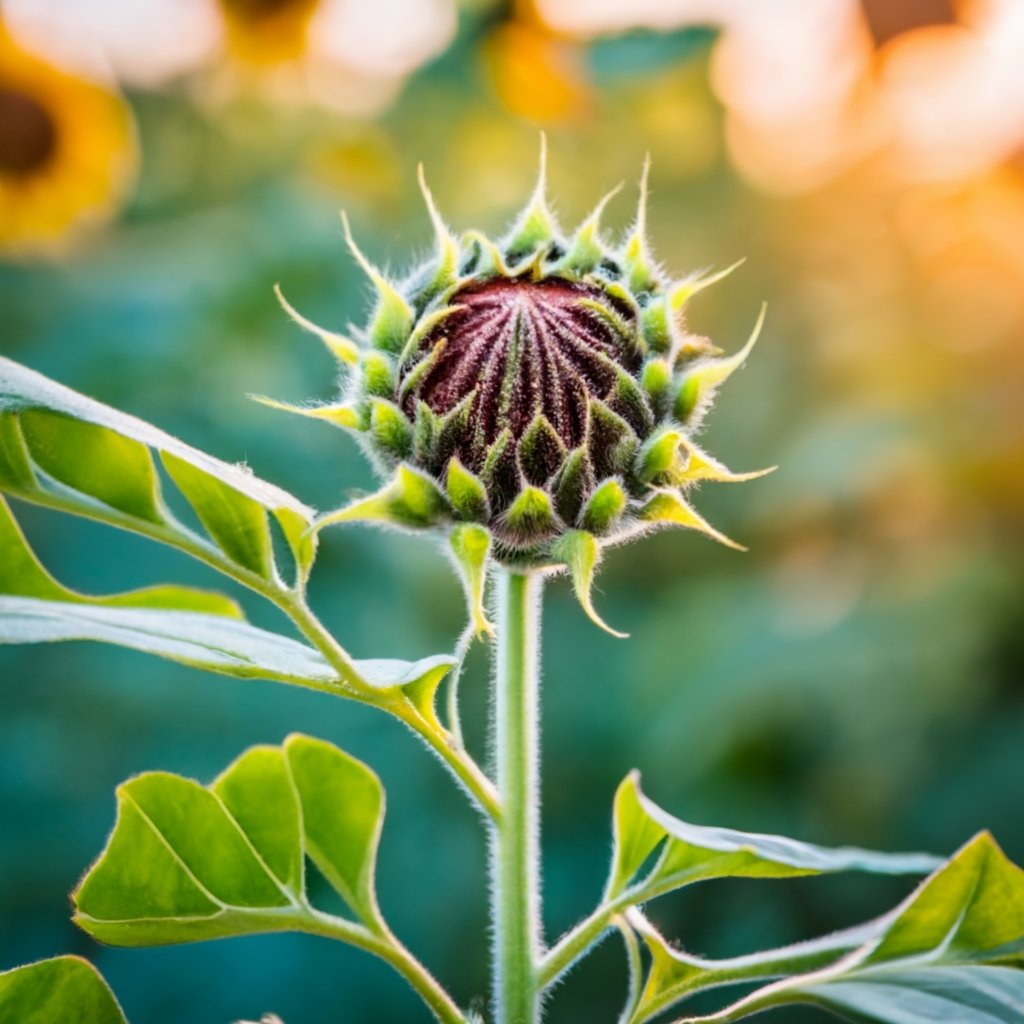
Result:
[641, 491, 747, 551]
[670, 258, 747, 312]
[340, 211, 393, 293]
[417, 162, 455, 245]
[247, 394, 361, 430]
[536, 131, 549, 200]
[581, 181, 624, 234]
[636, 153, 651, 236]
[555, 531, 629, 639]
[273, 283, 360, 365]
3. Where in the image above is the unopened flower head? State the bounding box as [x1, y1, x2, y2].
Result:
[261, 143, 772, 635]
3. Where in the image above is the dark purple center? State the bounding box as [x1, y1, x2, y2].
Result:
[402, 277, 637, 468]
[0, 87, 58, 176]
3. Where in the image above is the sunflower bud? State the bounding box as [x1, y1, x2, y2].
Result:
[263, 143, 773, 633]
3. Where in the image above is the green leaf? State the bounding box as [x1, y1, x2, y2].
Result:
[608, 773, 940, 902]
[0, 494, 239, 617]
[0, 357, 314, 587]
[0, 502, 454, 696]
[284, 735, 384, 922]
[161, 453, 275, 580]
[74, 735, 387, 945]
[551, 530, 627, 639]
[0, 595, 453, 696]
[449, 523, 494, 639]
[0, 956, 127, 1024]
[643, 833, 1024, 1024]
[317, 465, 450, 533]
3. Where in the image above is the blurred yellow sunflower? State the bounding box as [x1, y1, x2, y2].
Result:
[216, 0, 321, 64]
[0, 26, 136, 257]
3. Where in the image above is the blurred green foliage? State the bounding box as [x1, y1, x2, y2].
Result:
[1, 12, 1022, 1023]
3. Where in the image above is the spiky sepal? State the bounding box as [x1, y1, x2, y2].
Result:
[264, 145, 771, 633]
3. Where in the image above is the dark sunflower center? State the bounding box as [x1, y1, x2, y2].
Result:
[402, 277, 638, 468]
[0, 86, 58, 175]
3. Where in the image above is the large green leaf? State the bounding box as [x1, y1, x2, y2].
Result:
[0, 956, 127, 1024]
[629, 832, 1024, 1024]
[0, 493, 454, 695]
[0, 595, 453, 694]
[0, 493, 240, 617]
[75, 735, 385, 945]
[0, 357, 316, 587]
[607, 772, 939, 901]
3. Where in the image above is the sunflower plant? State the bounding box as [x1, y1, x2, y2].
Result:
[1, 151, 1023, 1024]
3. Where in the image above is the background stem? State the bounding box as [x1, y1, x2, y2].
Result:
[491, 569, 543, 1024]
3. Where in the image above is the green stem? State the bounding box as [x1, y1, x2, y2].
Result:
[289, 907, 469, 1024]
[491, 569, 542, 1024]
[281, 593, 501, 821]
[538, 889, 639, 988]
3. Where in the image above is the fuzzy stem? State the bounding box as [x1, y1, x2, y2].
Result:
[285, 907, 469, 1024]
[491, 569, 543, 1024]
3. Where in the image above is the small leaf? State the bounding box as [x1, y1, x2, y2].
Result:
[341, 212, 414, 355]
[579, 478, 627, 535]
[674, 304, 765, 425]
[587, 399, 639, 479]
[369, 399, 414, 461]
[621, 156, 658, 294]
[499, 485, 559, 545]
[481, 428, 521, 511]
[606, 371, 654, 437]
[560, 182, 622, 275]
[274, 284, 360, 365]
[640, 300, 672, 355]
[360, 350, 395, 398]
[412, 401, 441, 469]
[162, 453, 274, 579]
[449, 523, 494, 639]
[518, 415, 566, 487]
[0, 956, 127, 1024]
[460, 230, 511, 277]
[552, 446, 594, 525]
[635, 429, 683, 484]
[655, 833, 1024, 1024]
[551, 530, 627, 638]
[608, 773, 940, 902]
[285, 734, 385, 922]
[416, 163, 460, 302]
[640, 357, 672, 404]
[639, 491, 746, 551]
[675, 439, 776, 486]
[317, 465, 450, 532]
[504, 134, 557, 262]
[446, 457, 489, 522]
[250, 395, 362, 431]
[74, 734, 387, 946]
[668, 258, 746, 312]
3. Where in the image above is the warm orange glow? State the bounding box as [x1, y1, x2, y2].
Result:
[483, 20, 589, 123]
[0, 25, 137, 257]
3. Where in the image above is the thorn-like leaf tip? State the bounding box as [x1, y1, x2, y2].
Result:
[274, 284, 360, 365]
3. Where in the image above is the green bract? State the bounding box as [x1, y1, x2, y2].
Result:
[262, 145, 772, 634]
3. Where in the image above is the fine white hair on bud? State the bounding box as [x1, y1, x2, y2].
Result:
[263, 148, 773, 632]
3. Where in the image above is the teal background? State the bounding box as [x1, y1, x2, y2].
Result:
[2, 9, 1023, 1023]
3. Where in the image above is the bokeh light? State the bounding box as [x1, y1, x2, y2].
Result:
[1, 1, 1022, 1021]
